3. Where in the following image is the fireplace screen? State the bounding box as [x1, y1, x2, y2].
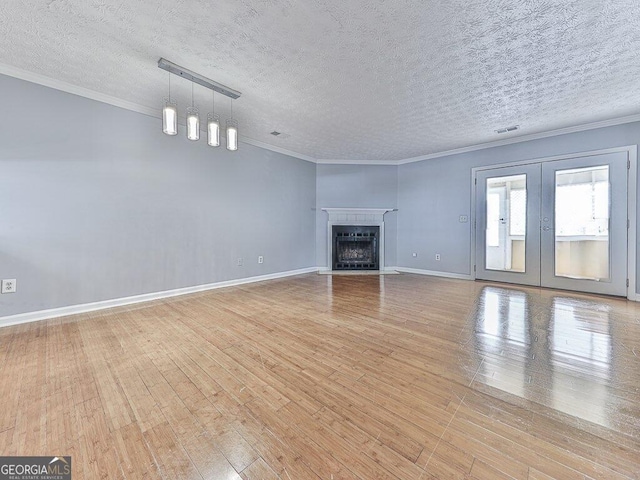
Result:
[332, 225, 380, 270]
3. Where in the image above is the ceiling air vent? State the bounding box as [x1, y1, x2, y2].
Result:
[495, 125, 520, 134]
[270, 131, 291, 139]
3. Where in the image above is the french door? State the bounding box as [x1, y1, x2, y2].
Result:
[475, 152, 628, 296]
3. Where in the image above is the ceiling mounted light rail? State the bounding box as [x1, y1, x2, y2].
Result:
[158, 57, 242, 150]
[158, 58, 241, 99]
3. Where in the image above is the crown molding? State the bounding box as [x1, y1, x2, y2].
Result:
[0, 62, 317, 164]
[2, 61, 639, 167]
[315, 158, 399, 165]
[311, 113, 640, 166]
[396, 113, 640, 165]
[0, 61, 161, 118]
[238, 136, 316, 162]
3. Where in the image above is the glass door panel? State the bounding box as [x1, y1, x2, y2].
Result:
[476, 164, 541, 286]
[554, 166, 609, 281]
[485, 174, 526, 272]
[541, 152, 626, 296]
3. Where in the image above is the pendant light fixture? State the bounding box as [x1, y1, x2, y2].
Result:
[226, 98, 238, 151]
[186, 82, 200, 141]
[162, 73, 178, 136]
[157, 58, 241, 149]
[207, 91, 220, 147]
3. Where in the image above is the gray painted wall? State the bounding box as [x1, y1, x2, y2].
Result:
[3, 73, 640, 319]
[397, 122, 640, 293]
[315, 165, 398, 268]
[0, 74, 316, 317]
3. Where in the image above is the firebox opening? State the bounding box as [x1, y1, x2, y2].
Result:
[332, 225, 380, 270]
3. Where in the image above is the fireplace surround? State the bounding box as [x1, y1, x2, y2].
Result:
[321, 208, 394, 272]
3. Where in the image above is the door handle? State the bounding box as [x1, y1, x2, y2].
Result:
[542, 226, 551, 231]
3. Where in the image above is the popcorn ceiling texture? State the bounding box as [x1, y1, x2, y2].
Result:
[1, 0, 639, 161]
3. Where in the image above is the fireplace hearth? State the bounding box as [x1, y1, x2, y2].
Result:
[332, 225, 380, 270]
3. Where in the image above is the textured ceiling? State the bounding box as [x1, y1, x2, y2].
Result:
[1, 0, 640, 161]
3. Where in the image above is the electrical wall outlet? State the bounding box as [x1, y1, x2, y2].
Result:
[435, 254, 441, 261]
[459, 215, 469, 223]
[258, 255, 264, 264]
[237, 258, 243, 266]
[1, 279, 17, 294]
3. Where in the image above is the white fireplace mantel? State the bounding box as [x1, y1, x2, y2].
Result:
[322, 207, 395, 271]
[321, 208, 395, 216]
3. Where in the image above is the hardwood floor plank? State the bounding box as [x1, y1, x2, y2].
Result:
[190, 403, 260, 473]
[240, 457, 280, 480]
[1, 273, 639, 479]
[460, 390, 640, 478]
[229, 400, 352, 479]
[112, 423, 161, 479]
[469, 457, 519, 480]
[453, 400, 631, 479]
[143, 422, 202, 480]
[259, 399, 400, 480]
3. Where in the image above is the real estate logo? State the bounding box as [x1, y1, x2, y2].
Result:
[0, 456, 71, 480]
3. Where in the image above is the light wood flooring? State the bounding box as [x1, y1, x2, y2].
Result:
[1, 273, 639, 479]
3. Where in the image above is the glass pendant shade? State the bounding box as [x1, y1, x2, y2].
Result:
[207, 113, 220, 147]
[186, 107, 200, 141]
[162, 99, 178, 135]
[226, 119, 238, 151]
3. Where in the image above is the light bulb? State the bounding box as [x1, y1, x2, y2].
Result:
[186, 107, 199, 141]
[162, 99, 177, 135]
[226, 119, 238, 151]
[207, 113, 220, 147]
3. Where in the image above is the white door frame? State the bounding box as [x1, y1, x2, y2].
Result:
[470, 145, 637, 300]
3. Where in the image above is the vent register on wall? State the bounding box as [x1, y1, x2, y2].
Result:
[159, 58, 241, 151]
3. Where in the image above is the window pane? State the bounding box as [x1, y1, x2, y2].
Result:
[554, 166, 609, 280]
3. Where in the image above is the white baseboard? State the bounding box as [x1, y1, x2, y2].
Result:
[396, 268, 640, 301]
[0, 267, 318, 329]
[394, 266, 473, 280]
